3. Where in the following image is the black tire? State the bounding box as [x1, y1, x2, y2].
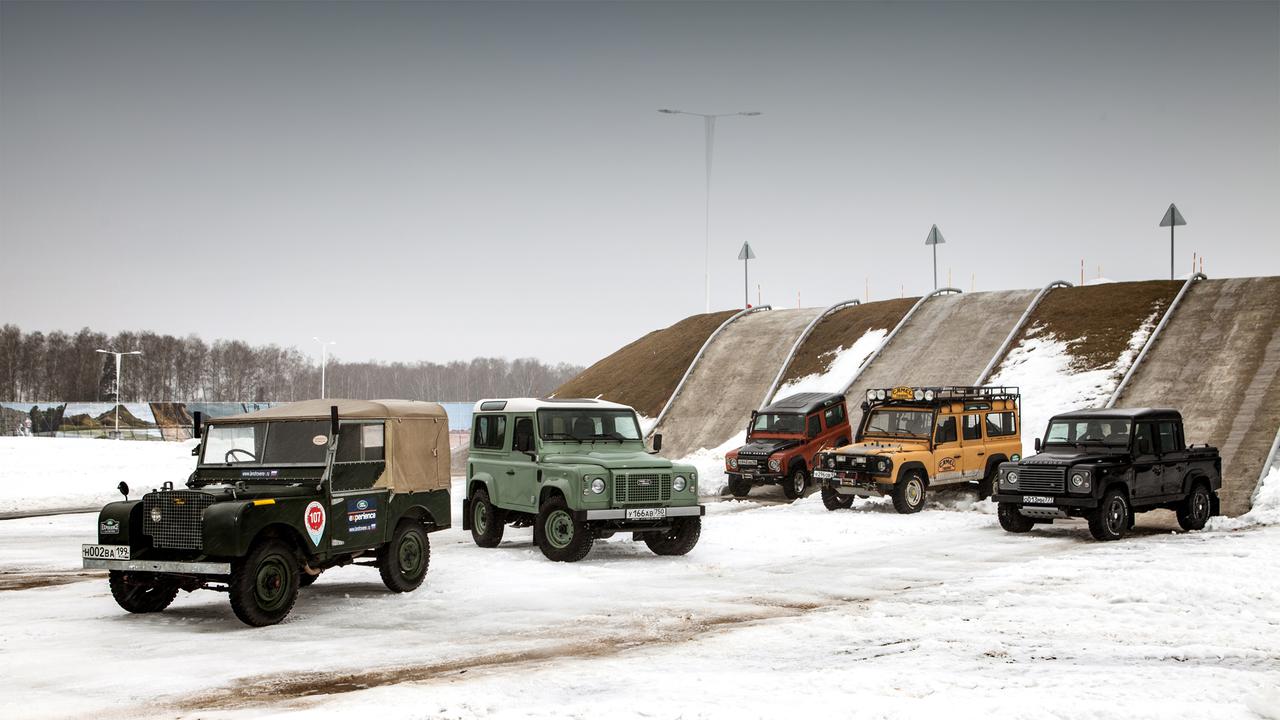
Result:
[1088, 489, 1131, 541]
[782, 464, 808, 501]
[997, 502, 1035, 533]
[535, 495, 593, 562]
[891, 471, 927, 514]
[108, 571, 179, 614]
[229, 538, 300, 627]
[728, 476, 752, 498]
[379, 521, 430, 592]
[298, 572, 319, 588]
[469, 486, 505, 548]
[821, 486, 854, 511]
[1176, 484, 1212, 531]
[643, 516, 702, 556]
[978, 464, 999, 500]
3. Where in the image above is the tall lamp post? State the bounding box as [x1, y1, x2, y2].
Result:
[925, 225, 946, 290]
[1159, 204, 1186, 281]
[95, 349, 142, 438]
[658, 108, 761, 313]
[313, 337, 336, 399]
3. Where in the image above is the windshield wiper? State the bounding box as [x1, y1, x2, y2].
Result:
[586, 433, 625, 443]
[542, 432, 576, 440]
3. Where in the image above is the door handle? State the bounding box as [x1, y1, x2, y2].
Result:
[505, 470, 515, 476]
[1153, 466, 1163, 474]
[976, 452, 985, 456]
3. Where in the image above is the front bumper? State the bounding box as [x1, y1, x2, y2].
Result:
[814, 470, 890, 495]
[728, 471, 781, 484]
[575, 505, 705, 521]
[83, 557, 232, 575]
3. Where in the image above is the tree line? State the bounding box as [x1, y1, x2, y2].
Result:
[0, 325, 582, 403]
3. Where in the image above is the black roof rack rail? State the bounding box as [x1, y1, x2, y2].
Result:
[861, 385, 1020, 408]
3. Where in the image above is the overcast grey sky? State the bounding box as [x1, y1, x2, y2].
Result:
[2, 1, 1277, 366]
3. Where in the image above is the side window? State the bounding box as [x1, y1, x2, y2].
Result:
[962, 414, 982, 441]
[336, 425, 362, 462]
[807, 414, 822, 437]
[473, 415, 507, 450]
[512, 417, 534, 453]
[985, 411, 1016, 437]
[934, 416, 958, 444]
[336, 423, 385, 462]
[1133, 423, 1156, 455]
[823, 404, 846, 429]
[1156, 422, 1182, 453]
[362, 424, 385, 461]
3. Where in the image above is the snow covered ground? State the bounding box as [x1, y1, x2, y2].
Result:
[2, 463, 1278, 719]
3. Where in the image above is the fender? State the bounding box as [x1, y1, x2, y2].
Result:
[97, 500, 142, 545]
[984, 455, 1008, 477]
[538, 475, 574, 506]
[204, 497, 313, 558]
[894, 461, 927, 484]
[463, 474, 497, 531]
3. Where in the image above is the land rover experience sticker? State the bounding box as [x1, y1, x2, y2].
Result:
[347, 496, 377, 533]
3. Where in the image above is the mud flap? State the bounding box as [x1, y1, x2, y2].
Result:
[461, 498, 471, 531]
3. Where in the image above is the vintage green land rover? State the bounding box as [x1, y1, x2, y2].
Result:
[81, 399, 452, 626]
[463, 398, 705, 562]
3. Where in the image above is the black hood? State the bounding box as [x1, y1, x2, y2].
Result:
[738, 437, 801, 456]
[1022, 448, 1127, 466]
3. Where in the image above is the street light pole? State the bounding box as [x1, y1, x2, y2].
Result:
[96, 349, 142, 438]
[313, 337, 336, 399]
[658, 108, 761, 313]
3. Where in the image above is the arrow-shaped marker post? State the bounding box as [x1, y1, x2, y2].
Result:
[924, 225, 946, 290]
[738, 241, 757, 309]
[1159, 204, 1186, 281]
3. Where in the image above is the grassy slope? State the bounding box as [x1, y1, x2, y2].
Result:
[778, 298, 919, 385]
[1016, 280, 1181, 370]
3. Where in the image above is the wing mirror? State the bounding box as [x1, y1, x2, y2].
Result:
[1034, 438, 1042, 453]
[117, 481, 129, 500]
[651, 433, 663, 453]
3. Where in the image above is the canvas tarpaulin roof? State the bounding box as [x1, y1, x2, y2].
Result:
[207, 399, 450, 493]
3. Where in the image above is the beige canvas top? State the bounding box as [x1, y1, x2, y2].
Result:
[207, 399, 450, 493]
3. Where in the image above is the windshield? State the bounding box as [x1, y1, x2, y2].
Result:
[751, 413, 804, 434]
[1044, 418, 1131, 447]
[202, 420, 331, 465]
[862, 409, 933, 439]
[536, 409, 641, 442]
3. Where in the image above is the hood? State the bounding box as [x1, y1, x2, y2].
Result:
[835, 440, 926, 456]
[541, 449, 673, 471]
[735, 437, 802, 457]
[1020, 449, 1126, 466]
[152, 484, 316, 501]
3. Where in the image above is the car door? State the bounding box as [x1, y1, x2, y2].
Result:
[1156, 421, 1188, 495]
[932, 414, 963, 484]
[330, 421, 389, 552]
[471, 413, 514, 505]
[1131, 422, 1162, 499]
[959, 413, 987, 482]
[505, 415, 539, 511]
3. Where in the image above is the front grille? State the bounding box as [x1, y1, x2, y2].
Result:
[1017, 466, 1066, 493]
[143, 491, 216, 550]
[613, 473, 672, 504]
[835, 455, 868, 468]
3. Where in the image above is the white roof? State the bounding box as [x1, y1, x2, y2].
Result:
[472, 397, 634, 414]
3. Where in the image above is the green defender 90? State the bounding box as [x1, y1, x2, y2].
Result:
[463, 398, 705, 562]
[81, 399, 452, 626]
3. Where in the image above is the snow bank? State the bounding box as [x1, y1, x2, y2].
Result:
[1209, 467, 1280, 530]
[774, 328, 887, 398]
[681, 432, 745, 497]
[0, 437, 197, 513]
[989, 311, 1158, 456]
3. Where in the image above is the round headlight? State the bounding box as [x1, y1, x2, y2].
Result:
[150, 508, 162, 523]
[826, 457, 835, 468]
[913, 390, 924, 400]
[728, 458, 738, 470]
[591, 477, 606, 494]
[1071, 473, 1085, 487]
[1005, 471, 1018, 484]
[673, 475, 687, 492]
[877, 459, 888, 472]
[768, 458, 782, 472]
[924, 390, 935, 401]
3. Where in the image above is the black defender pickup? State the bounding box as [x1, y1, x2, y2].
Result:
[993, 408, 1221, 540]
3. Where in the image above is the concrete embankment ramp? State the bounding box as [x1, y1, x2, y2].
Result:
[845, 290, 1037, 407]
[1113, 277, 1280, 516]
[656, 308, 822, 459]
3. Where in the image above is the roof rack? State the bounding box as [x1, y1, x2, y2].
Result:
[862, 385, 1020, 406]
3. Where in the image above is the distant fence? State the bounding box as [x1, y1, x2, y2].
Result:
[1, 401, 477, 440]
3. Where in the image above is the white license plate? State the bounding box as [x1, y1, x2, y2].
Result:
[625, 508, 667, 520]
[813, 470, 835, 479]
[82, 544, 130, 561]
[1022, 496, 1055, 505]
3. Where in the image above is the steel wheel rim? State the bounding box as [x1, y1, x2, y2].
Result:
[793, 471, 805, 495]
[907, 478, 923, 506]
[1106, 497, 1126, 534]
[546, 509, 574, 549]
[1193, 491, 1209, 521]
[474, 501, 488, 534]
[254, 555, 290, 610]
[398, 533, 424, 575]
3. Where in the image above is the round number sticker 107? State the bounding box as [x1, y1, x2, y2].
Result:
[304, 501, 326, 546]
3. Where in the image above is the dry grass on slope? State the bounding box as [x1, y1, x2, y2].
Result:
[552, 310, 738, 418]
[778, 298, 918, 385]
[1021, 280, 1181, 371]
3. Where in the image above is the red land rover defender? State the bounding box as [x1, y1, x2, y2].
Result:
[724, 393, 852, 501]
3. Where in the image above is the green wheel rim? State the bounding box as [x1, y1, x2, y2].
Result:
[398, 532, 424, 576]
[545, 509, 575, 549]
[254, 554, 291, 611]
[473, 501, 489, 534]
